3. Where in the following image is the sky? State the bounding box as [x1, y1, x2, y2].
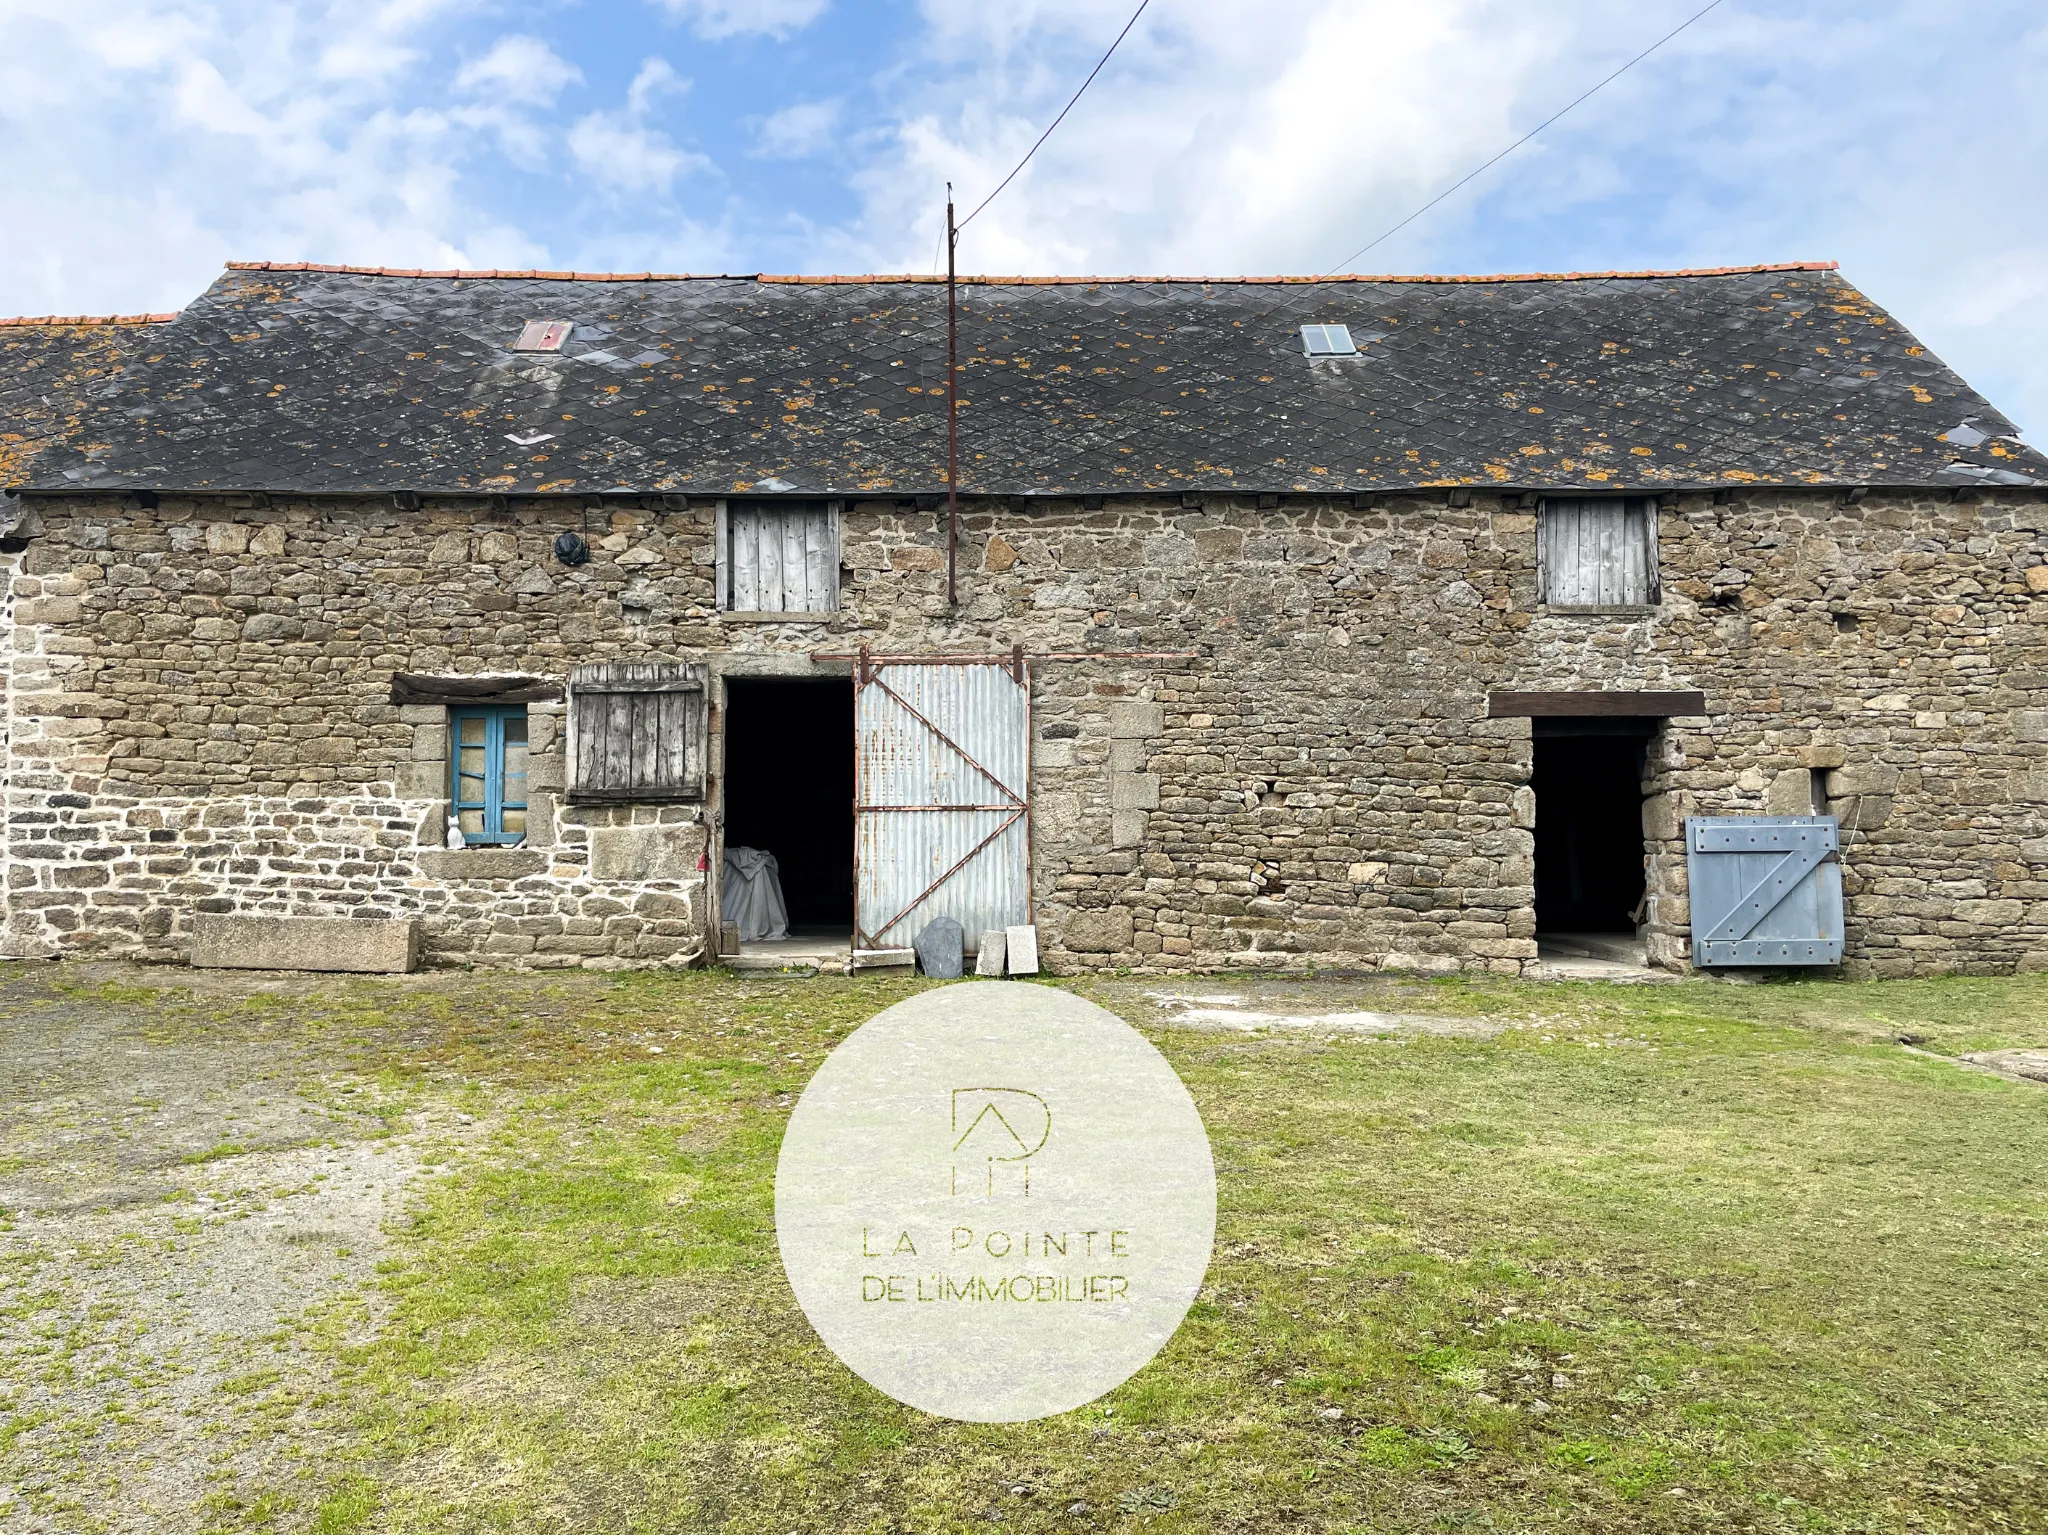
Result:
[3, 0, 2046, 431]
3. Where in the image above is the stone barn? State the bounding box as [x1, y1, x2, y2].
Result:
[3, 257, 2047, 977]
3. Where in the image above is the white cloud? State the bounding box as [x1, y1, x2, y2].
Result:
[168, 55, 275, 138]
[626, 56, 685, 115]
[77, 7, 205, 70]
[454, 33, 581, 106]
[832, 0, 2048, 431]
[0, 0, 544, 317]
[569, 114, 707, 191]
[647, 0, 828, 41]
[314, 0, 467, 84]
[858, 0, 1612, 279]
[756, 97, 841, 158]
[448, 31, 586, 168]
[569, 59, 704, 192]
[313, 0, 472, 83]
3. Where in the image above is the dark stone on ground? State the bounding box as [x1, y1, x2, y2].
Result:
[914, 917, 965, 979]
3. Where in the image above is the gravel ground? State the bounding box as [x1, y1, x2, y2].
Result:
[0, 962, 456, 1532]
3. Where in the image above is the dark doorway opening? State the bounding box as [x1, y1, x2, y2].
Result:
[723, 677, 854, 931]
[1532, 718, 1651, 936]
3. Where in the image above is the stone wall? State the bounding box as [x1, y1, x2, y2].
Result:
[6, 486, 2048, 976]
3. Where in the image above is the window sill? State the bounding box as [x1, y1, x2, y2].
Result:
[563, 793, 703, 807]
[418, 848, 548, 880]
[718, 610, 837, 624]
[1539, 603, 1661, 617]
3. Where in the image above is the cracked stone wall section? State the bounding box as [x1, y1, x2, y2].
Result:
[6, 488, 2048, 976]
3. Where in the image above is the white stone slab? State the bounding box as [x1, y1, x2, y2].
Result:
[190, 915, 420, 974]
[1004, 923, 1039, 975]
[851, 948, 915, 970]
[975, 929, 1008, 976]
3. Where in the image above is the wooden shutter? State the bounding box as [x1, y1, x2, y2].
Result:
[720, 499, 839, 613]
[567, 662, 708, 803]
[1685, 816, 1844, 966]
[1539, 497, 1658, 606]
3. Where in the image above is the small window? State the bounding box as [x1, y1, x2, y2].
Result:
[1538, 497, 1659, 607]
[1300, 324, 1358, 357]
[567, 662, 708, 803]
[511, 319, 571, 352]
[718, 499, 840, 613]
[451, 706, 529, 844]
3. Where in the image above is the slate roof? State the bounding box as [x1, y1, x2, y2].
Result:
[1, 314, 178, 506]
[16, 260, 2045, 497]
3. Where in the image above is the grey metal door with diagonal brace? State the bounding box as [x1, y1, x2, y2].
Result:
[854, 659, 1031, 953]
[1685, 816, 1844, 966]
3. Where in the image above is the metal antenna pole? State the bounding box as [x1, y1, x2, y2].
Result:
[946, 186, 959, 609]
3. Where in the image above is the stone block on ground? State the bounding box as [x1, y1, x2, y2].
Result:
[975, 929, 1008, 977]
[1005, 923, 1039, 975]
[191, 914, 420, 974]
[914, 916, 965, 979]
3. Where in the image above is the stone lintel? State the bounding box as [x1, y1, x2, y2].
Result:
[190, 914, 421, 974]
[419, 848, 548, 880]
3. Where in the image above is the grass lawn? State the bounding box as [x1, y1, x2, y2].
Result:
[5, 966, 2047, 1533]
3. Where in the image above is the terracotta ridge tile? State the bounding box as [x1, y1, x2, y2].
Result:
[220, 259, 1840, 286]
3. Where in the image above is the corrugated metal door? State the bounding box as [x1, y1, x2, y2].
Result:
[1540, 497, 1658, 605]
[855, 661, 1030, 952]
[1685, 816, 1844, 966]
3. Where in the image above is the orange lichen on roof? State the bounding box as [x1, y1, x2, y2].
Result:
[224, 259, 1839, 287]
[0, 313, 178, 328]
[1, 320, 167, 486]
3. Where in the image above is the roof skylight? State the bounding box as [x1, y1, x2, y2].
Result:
[511, 320, 572, 352]
[1300, 324, 1359, 358]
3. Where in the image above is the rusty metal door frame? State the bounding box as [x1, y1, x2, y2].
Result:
[851, 645, 1032, 952]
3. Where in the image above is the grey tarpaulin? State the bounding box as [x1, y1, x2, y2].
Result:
[389, 673, 563, 707]
[722, 847, 790, 942]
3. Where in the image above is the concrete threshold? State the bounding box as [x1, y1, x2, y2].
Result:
[727, 930, 855, 976]
[1533, 931, 1671, 983]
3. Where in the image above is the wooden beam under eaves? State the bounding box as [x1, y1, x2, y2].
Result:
[1487, 690, 1707, 718]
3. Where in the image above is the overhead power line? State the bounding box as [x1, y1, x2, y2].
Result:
[1312, 0, 1729, 281]
[943, 0, 1151, 606]
[957, 0, 1152, 231]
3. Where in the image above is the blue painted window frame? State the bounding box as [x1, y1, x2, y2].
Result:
[450, 706, 529, 845]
